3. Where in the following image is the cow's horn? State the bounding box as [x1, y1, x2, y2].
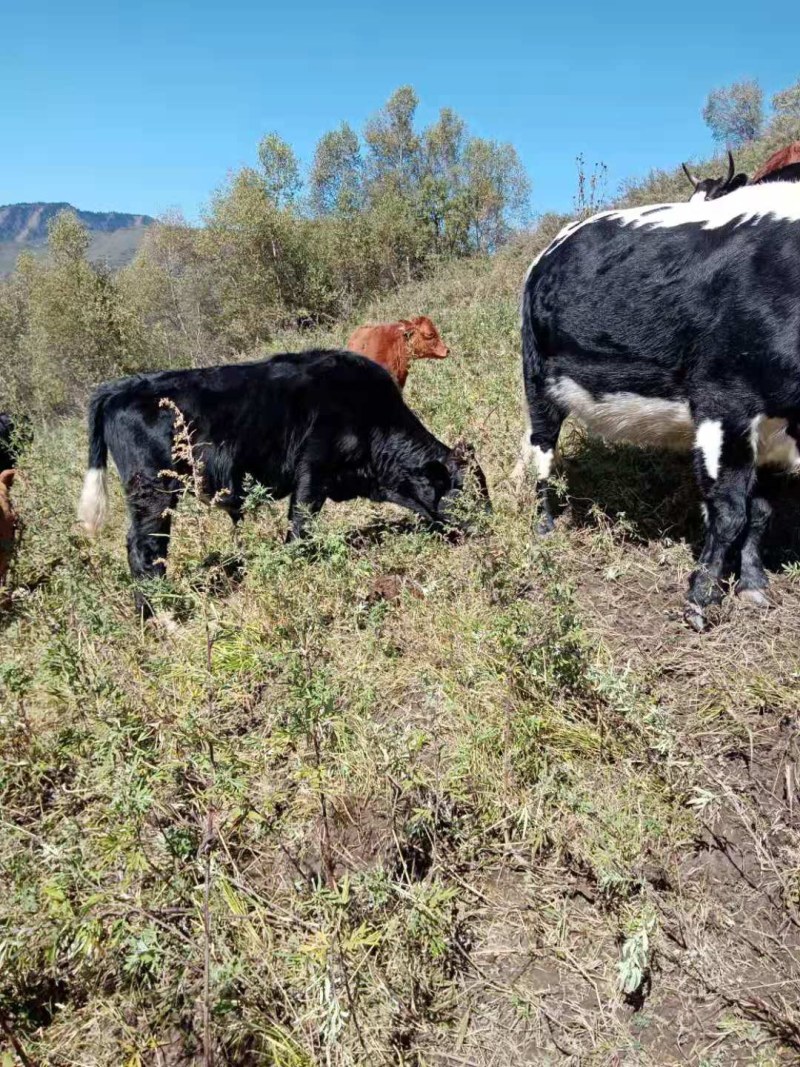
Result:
[726, 150, 735, 182]
[681, 162, 699, 189]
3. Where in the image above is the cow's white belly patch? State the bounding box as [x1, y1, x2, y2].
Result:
[547, 377, 800, 472]
[548, 377, 695, 449]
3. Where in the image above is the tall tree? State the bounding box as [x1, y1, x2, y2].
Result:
[48, 209, 90, 264]
[461, 139, 530, 252]
[702, 79, 764, 147]
[309, 123, 363, 215]
[363, 86, 423, 193]
[257, 132, 302, 209]
[772, 80, 800, 119]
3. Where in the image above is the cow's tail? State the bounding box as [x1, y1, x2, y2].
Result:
[520, 279, 543, 412]
[512, 277, 546, 490]
[77, 388, 110, 535]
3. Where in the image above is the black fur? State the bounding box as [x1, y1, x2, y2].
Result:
[83, 349, 487, 616]
[521, 192, 800, 624]
[0, 413, 32, 471]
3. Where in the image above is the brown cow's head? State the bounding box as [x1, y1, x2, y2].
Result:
[400, 316, 449, 361]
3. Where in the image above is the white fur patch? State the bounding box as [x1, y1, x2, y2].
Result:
[530, 180, 800, 269]
[77, 467, 108, 535]
[547, 377, 694, 449]
[689, 189, 708, 204]
[695, 420, 723, 480]
[532, 446, 554, 480]
[511, 429, 557, 488]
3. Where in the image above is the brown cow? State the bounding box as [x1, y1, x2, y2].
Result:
[752, 142, 800, 182]
[0, 470, 18, 591]
[346, 316, 449, 389]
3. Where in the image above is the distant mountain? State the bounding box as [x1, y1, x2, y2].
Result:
[0, 202, 155, 275]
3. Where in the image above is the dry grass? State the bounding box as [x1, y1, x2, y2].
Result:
[2, 238, 800, 1066]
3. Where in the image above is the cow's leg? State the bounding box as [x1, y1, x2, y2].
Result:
[125, 477, 179, 620]
[219, 486, 244, 528]
[686, 418, 757, 629]
[285, 469, 327, 543]
[737, 473, 774, 607]
[513, 396, 564, 534]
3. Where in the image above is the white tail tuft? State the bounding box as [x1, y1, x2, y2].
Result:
[77, 468, 108, 535]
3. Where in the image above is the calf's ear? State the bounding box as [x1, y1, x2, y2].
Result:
[0, 470, 15, 488]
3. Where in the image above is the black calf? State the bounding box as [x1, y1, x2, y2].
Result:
[78, 349, 488, 617]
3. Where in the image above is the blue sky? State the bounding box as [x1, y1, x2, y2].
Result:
[2, 0, 798, 220]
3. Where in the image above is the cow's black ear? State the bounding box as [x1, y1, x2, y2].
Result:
[420, 460, 451, 494]
[729, 173, 748, 192]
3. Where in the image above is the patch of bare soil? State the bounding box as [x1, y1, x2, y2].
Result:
[549, 483, 800, 1062]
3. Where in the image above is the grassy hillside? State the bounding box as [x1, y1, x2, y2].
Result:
[3, 234, 800, 1064]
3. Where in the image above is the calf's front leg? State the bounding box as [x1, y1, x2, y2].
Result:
[285, 469, 327, 542]
[686, 419, 757, 630]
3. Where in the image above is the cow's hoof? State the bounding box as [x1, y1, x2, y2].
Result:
[738, 587, 771, 609]
[683, 603, 708, 633]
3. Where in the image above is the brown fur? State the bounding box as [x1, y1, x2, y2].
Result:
[346, 316, 449, 389]
[752, 142, 800, 183]
[0, 470, 18, 589]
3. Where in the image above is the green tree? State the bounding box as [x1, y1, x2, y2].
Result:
[48, 209, 90, 264]
[772, 80, 800, 119]
[10, 212, 144, 412]
[119, 213, 215, 368]
[257, 132, 302, 209]
[702, 79, 764, 147]
[364, 85, 423, 194]
[309, 124, 363, 215]
[459, 139, 530, 252]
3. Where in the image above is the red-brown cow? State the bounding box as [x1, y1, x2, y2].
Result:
[752, 142, 800, 182]
[0, 470, 18, 591]
[346, 316, 449, 389]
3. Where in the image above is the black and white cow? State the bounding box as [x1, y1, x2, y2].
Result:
[682, 148, 800, 202]
[78, 349, 488, 617]
[682, 151, 748, 202]
[514, 180, 800, 629]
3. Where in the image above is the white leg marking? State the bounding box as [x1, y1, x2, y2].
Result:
[695, 420, 723, 480]
[77, 467, 108, 535]
[532, 446, 554, 480]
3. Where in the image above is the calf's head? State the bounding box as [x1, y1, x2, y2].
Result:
[682, 151, 748, 202]
[392, 440, 490, 532]
[400, 316, 449, 361]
